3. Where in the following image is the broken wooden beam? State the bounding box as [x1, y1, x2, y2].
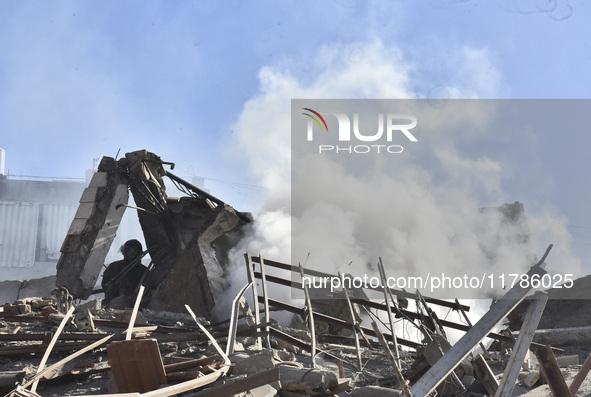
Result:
[410, 245, 550, 396]
[569, 350, 591, 396]
[19, 333, 115, 390]
[371, 321, 412, 397]
[536, 344, 572, 397]
[495, 291, 548, 397]
[472, 353, 499, 396]
[185, 305, 231, 367]
[531, 325, 591, 346]
[30, 305, 75, 393]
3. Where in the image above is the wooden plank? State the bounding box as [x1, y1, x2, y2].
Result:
[106, 339, 167, 393]
[456, 298, 487, 354]
[163, 356, 217, 373]
[570, 350, 591, 395]
[126, 285, 145, 341]
[472, 353, 499, 396]
[410, 248, 550, 397]
[19, 333, 115, 390]
[30, 305, 75, 392]
[536, 344, 572, 397]
[371, 321, 413, 397]
[495, 291, 548, 397]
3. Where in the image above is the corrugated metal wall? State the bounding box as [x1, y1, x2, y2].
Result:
[0, 201, 78, 267]
[0, 201, 39, 267]
[42, 203, 78, 258]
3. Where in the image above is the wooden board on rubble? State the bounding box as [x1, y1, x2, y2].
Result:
[107, 339, 167, 393]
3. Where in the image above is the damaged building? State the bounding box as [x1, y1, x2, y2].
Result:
[0, 149, 590, 396]
[55, 150, 251, 318]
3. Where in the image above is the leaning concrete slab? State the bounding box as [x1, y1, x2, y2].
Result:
[56, 157, 128, 299]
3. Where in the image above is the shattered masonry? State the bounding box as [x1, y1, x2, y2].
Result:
[2, 247, 591, 396]
[56, 150, 251, 317]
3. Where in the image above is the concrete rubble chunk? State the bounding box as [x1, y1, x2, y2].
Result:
[232, 349, 277, 376]
[523, 371, 541, 388]
[555, 355, 580, 367]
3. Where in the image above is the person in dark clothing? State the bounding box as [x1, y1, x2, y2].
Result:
[101, 239, 147, 307]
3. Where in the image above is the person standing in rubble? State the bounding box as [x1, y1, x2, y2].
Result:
[101, 239, 148, 308]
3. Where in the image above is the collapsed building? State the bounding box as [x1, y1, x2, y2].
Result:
[55, 150, 251, 318]
[1, 150, 590, 396]
[1, 245, 591, 397]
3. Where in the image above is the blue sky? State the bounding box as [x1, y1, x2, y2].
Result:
[2, 1, 591, 271]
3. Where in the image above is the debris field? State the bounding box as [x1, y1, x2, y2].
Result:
[1, 150, 590, 397]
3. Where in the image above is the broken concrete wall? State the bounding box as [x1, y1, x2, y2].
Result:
[56, 157, 129, 298]
[54, 149, 249, 317]
[146, 203, 246, 316]
[0, 276, 58, 307]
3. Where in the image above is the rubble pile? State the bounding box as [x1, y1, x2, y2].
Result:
[1, 248, 590, 397]
[1, 150, 590, 396]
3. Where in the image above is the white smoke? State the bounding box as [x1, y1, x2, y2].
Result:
[220, 38, 581, 322]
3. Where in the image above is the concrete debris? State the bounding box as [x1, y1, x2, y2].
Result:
[0, 277, 58, 309]
[0, 265, 588, 397]
[232, 349, 277, 376]
[523, 371, 541, 388]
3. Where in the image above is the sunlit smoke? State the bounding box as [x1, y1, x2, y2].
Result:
[220, 38, 582, 323]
